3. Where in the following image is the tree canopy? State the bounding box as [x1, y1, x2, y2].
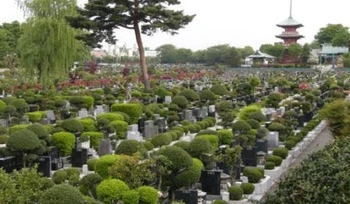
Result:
[68, 0, 195, 90]
[314, 24, 350, 48]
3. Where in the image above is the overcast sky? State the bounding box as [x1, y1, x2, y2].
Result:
[1, 0, 350, 51]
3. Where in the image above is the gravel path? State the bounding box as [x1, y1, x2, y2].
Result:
[262, 126, 334, 199]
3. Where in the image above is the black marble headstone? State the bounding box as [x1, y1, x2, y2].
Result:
[0, 156, 18, 173]
[71, 148, 88, 167]
[175, 190, 198, 204]
[241, 147, 257, 167]
[36, 156, 51, 177]
[200, 170, 221, 195]
[137, 117, 145, 133]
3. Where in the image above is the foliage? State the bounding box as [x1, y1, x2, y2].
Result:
[178, 89, 199, 102]
[0, 135, 9, 144]
[17, 0, 88, 85]
[26, 111, 45, 122]
[195, 134, 219, 150]
[171, 95, 189, 109]
[272, 147, 289, 159]
[9, 124, 29, 135]
[122, 190, 140, 204]
[60, 119, 84, 133]
[228, 186, 243, 200]
[81, 132, 103, 150]
[238, 105, 261, 120]
[210, 84, 228, 96]
[243, 167, 263, 183]
[240, 183, 255, 194]
[111, 103, 143, 124]
[284, 140, 296, 150]
[151, 133, 172, 147]
[264, 162, 275, 170]
[95, 154, 120, 179]
[115, 140, 147, 158]
[137, 186, 159, 204]
[40, 184, 85, 204]
[96, 179, 129, 204]
[265, 93, 284, 108]
[110, 120, 128, 139]
[79, 118, 97, 132]
[52, 170, 68, 184]
[142, 141, 154, 151]
[188, 138, 213, 159]
[96, 112, 124, 123]
[232, 120, 251, 135]
[266, 155, 283, 166]
[51, 132, 76, 156]
[320, 99, 348, 137]
[199, 90, 215, 101]
[314, 24, 350, 47]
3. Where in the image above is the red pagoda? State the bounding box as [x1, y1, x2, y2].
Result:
[276, 0, 304, 63]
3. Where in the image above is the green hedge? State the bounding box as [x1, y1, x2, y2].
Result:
[9, 124, 29, 135]
[272, 147, 289, 159]
[111, 103, 143, 124]
[151, 133, 172, 147]
[79, 118, 97, 132]
[97, 113, 124, 122]
[195, 134, 219, 150]
[228, 186, 243, 200]
[137, 186, 158, 204]
[241, 183, 255, 194]
[243, 167, 263, 183]
[122, 190, 140, 204]
[266, 155, 283, 166]
[26, 111, 46, 123]
[51, 132, 76, 156]
[60, 119, 84, 133]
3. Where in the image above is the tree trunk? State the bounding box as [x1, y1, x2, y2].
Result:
[133, 22, 150, 91]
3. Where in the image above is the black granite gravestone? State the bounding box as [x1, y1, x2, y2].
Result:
[71, 148, 88, 167]
[0, 156, 18, 173]
[200, 170, 221, 195]
[241, 147, 257, 166]
[256, 139, 268, 153]
[36, 156, 51, 177]
[137, 117, 145, 134]
[175, 190, 198, 204]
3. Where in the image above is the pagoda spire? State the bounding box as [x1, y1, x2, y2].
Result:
[289, 0, 293, 17]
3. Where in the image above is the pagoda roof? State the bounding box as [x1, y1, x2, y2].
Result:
[248, 50, 276, 59]
[277, 17, 303, 27]
[276, 34, 304, 39]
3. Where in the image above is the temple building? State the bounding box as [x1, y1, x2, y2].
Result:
[276, 0, 304, 64]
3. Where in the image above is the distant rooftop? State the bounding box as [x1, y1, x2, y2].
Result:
[319, 44, 349, 55]
[248, 51, 276, 59]
[277, 16, 303, 27]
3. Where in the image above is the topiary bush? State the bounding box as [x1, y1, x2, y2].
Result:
[243, 167, 263, 183]
[111, 103, 143, 124]
[272, 147, 289, 159]
[214, 200, 227, 204]
[81, 132, 103, 150]
[79, 173, 103, 198]
[96, 179, 129, 204]
[95, 155, 120, 179]
[26, 123, 50, 143]
[266, 155, 283, 166]
[173, 141, 190, 151]
[122, 190, 140, 204]
[174, 158, 204, 188]
[240, 183, 255, 194]
[137, 186, 159, 204]
[115, 140, 147, 157]
[151, 133, 172, 147]
[52, 170, 68, 184]
[265, 161, 275, 170]
[97, 113, 124, 122]
[228, 186, 243, 200]
[199, 90, 215, 101]
[141, 141, 154, 151]
[87, 158, 98, 171]
[26, 111, 46, 123]
[218, 129, 234, 145]
[188, 138, 213, 158]
[60, 119, 84, 133]
[195, 134, 219, 150]
[178, 89, 200, 102]
[171, 95, 189, 110]
[110, 120, 128, 139]
[79, 118, 97, 132]
[210, 84, 228, 96]
[40, 184, 85, 204]
[9, 124, 29, 135]
[0, 100, 7, 112]
[51, 132, 76, 156]
[0, 135, 9, 144]
[284, 140, 296, 150]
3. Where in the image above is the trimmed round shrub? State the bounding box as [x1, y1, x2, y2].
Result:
[167, 131, 178, 141]
[51, 132, 76, 156]
[228, 186, 243, 200]
[115, 140, 147, 157]
[197, 129, 218, 137]
[241, 183, 255, 194]
[79, 118, 97, 132]
[79, 173, 102, 198]
[83, 96, 95, 110]
[203, 117, 216, 127]
[232, 120, 251, 134]
[96, 179, 129, 204]
[0, 100, 6, 111]
[137, 186, 158, 204]
[52, 170, 68, 184]
[266, 155, 283, 166]
[10, 98, 29, 116]
[173, 141, 190, 151]
[248, 111, 267, 122]
[159, 146, 193, 172]
[195, 134, 219, 150]
[265, 161, 275, 170]
[272, 147, 289, 159]
[214, 200, 227, 204]
[26, 111, 45, 123]
[142, 141, 154, 151]
[97, 113, 124, 122]
[81, 132, 103, 150]
[174, 158, 204, 188]
[170, 129, 183, 140]
[0, 126, 7, 135]
[199, 90, 215, 101]
[0, 135, 8, 144]
[9, 124, 29, 135]
[171, 95, 189, 109]
[40, 184, 85, 204]
[238, 105, 261, 121]
[218, 129, 234, 145]
[178, 89, 200, 102]
[60, 119, 84, 133]
[151, 133, 172, 147]
[243, 167, 263, 183]
[95, 155, 120, 179]
[122, 190, 140, 204]
[188, 138, 213, 158]
[87, 158, 98, 171]
[111, 103, 143, 124]
[247, 119, 260, 129]
[113, 111, 131, 124]
[7, 129, 40, 152]
[110, 120, 128, 139]
[27, 123, 50, 142]
[284, 140, 296, 150]
[210, 84, 228, 96]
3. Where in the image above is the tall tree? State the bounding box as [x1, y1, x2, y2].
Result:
[288, 43, 303, 67]
[314, 24, 350, 47]
[0, 21, 22, 63]
[16, 0, 89, 86]
[156, 44, 178, 64]
[300, 43, 311, 65]
[68, 0, 195, 90]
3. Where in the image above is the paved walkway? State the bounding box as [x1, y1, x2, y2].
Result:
[262, 126, 334, 198]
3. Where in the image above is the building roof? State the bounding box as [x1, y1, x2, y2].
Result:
[276, 34, 304, 39]
[277, 17, 303, 27]
[248, 51, 276, 59]
[319, 44, 349, 55]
